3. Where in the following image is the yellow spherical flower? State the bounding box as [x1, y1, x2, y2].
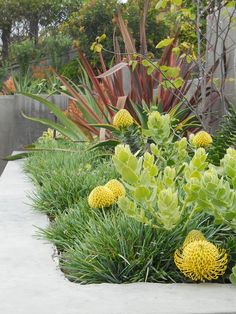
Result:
[42, 128, 54, 139]
[174, 240, 228, 282]
[183, 230, 206, 248]
[191, 131, 213, 148]
[88, 186, 115, 209]
[113, 109, 133, 129]
[105, 179, 126, 200]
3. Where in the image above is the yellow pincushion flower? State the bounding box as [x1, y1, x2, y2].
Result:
[174, 233, 228, 282]
[113, 109, 133, 129]
[105, 179, 126, 200]
[42, 128, 54, 139]
[191, 131, 213, 148]
[183, 230, 206, 248]
[88, 186, 115, 208]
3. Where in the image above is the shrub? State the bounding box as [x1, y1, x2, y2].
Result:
[60, 58, 80, 83]
[9, 40, 40, 76]
[208, 106, 236, 166]
[42, 34, 72, 70]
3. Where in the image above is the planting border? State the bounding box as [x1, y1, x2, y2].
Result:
[0, 157, 235, 314]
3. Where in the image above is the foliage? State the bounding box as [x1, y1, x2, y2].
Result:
[59, 11, 223, 141]
[11, 73, 61, 94]
[208, 106, 236, 166]
[42, 34, 72, 70]
[0, 62, 10, 90]
[60, 0, 169, 66]
[60, 58, 80, 83]
[9, 40, 39, 76]
[230, 265, 236, 285]
[22, 93, 86, 141]
[2, 76, 15, 94]
[24, 140, 117, 217]
[112, 112, 236, 233]
[0, 0, 23, 58]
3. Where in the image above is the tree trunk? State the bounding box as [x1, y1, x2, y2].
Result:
[139, 0, 150, 56]
[1, 25, 11, 60]
[29, 16, 39, 46]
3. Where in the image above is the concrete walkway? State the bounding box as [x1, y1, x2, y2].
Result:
[0, 159, 235, 314]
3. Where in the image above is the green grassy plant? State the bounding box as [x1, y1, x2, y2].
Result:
[41, 208, 235, 284]
[25, 140, 117, 217]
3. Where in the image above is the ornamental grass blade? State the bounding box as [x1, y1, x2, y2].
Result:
[21, 112, 83, 141]
[90, 124, 117, 132]
[131, 102, 148, 127]
[78, 50, 114, 116]
[21, 93, 83, 139]
[114, 11, 136, 57]
[89, 139, 120, 150]
[55, 74, 105, 123]
[96, 63, 128, 79]
[3, 152, 32, 161]
[116, 96, 127, 110]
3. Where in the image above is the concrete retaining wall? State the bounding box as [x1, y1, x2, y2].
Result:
[0, 94, 69, 175]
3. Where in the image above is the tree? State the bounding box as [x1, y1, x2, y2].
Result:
[60, 0, 169, 64]
[21, 0, 63, 46]
[0, 0, 23, 59]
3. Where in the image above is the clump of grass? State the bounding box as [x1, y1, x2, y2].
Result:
[40, 207, 236, 284]
[24, 140, 117, 217]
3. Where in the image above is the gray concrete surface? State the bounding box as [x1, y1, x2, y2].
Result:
[0, 94, 68, 176]
[0, 159, 235, 314]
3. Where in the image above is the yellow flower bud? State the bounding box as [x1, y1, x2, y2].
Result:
[88, 186, 115, 208]
[183, 230, 206, 248]
[191, 131, 213, 148]
[113, 109, 133, 129]
[105, 179, 126, 200]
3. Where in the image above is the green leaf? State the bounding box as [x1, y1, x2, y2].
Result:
[226, 1, 235, 8]
[147, 66, 155, 75]
[129, 102, 148, 128]
[3, 152, 32, 161]
[21, 112, 80, 141]
[142, 59, 152, 67]
[230, 273, 236, 285]
[89, 139, 120, 150]
[21, 93, 84, 139]
[172, 0, 182, 5]
[173, 78, 184, 88]
[134, 186, 151, 201]
[155, 0, 168, 10]
[90, 124, 118, 132]
[233, 266, 236, 277]
[156, 38, 174, 49]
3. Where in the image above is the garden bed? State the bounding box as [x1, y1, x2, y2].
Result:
[0, 156, 236, 314]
